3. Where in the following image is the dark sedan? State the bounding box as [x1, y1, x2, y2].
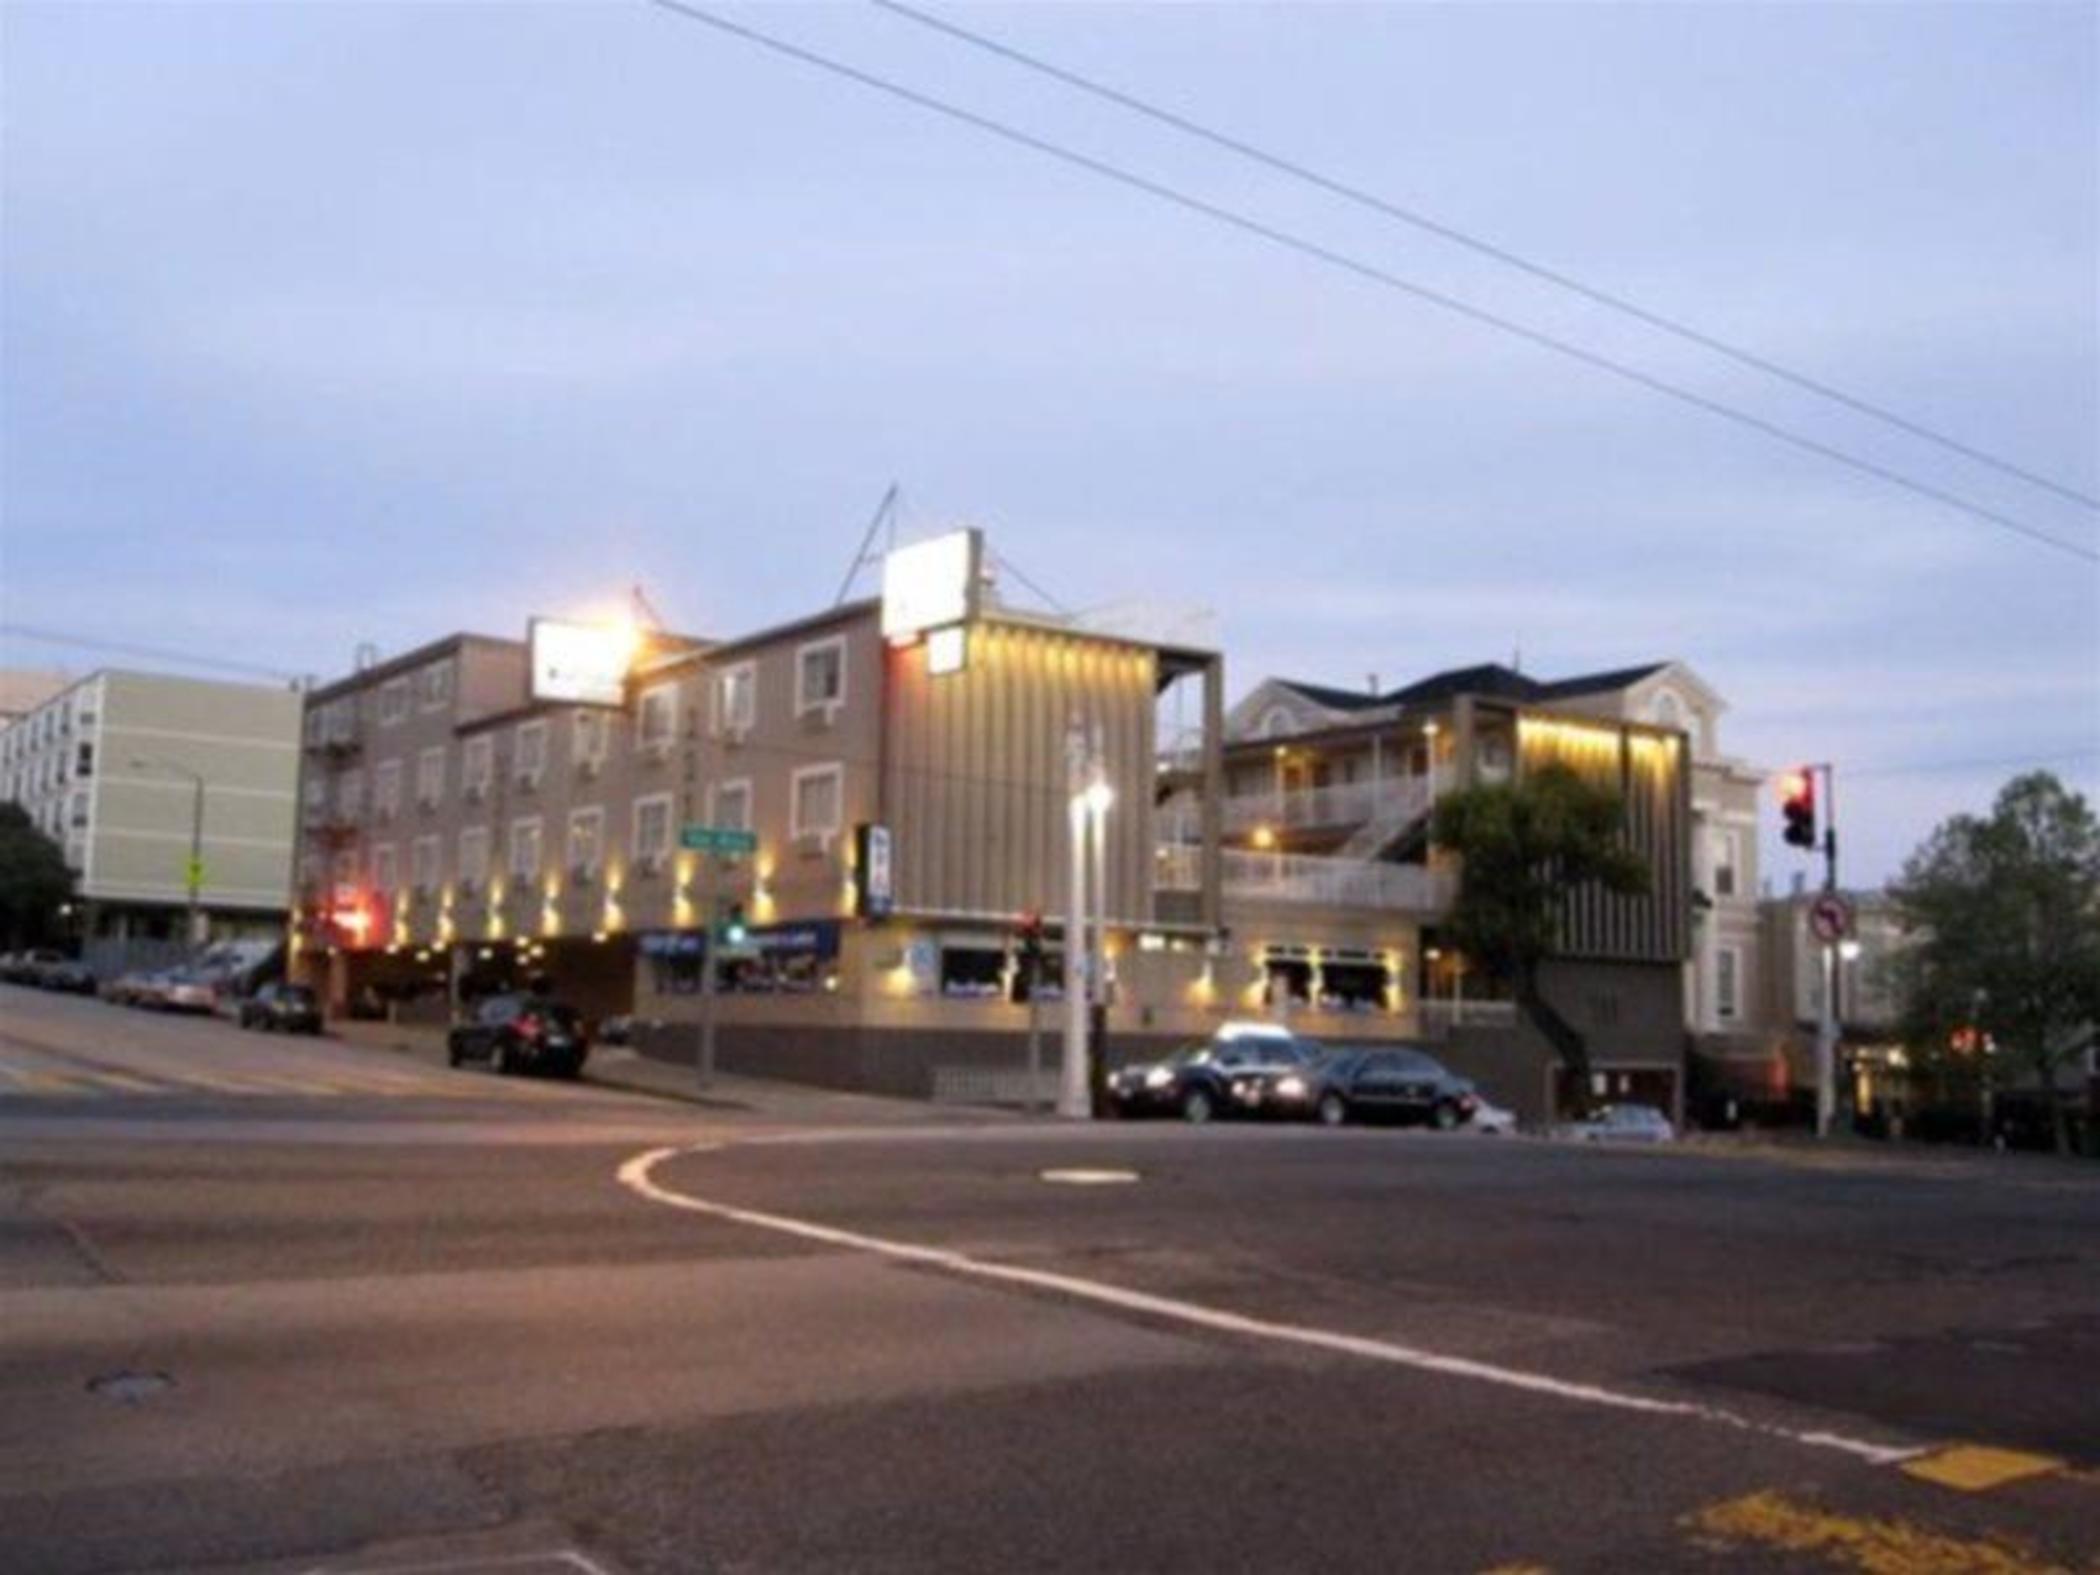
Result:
[1108, 1036, 1320, 1123]
[238, 982, 324, 1034]
[37, 959, 99, 995]
[1291, 1045, 1480, 1129]
[447, 993, 588, 1078]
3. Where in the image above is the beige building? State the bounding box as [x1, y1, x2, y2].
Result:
[0, 669, 303, 944]
[1758, 886, 1910, 1114]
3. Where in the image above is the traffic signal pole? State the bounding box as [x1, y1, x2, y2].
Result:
[1812, 764, 1839, 1138]
[697, 850, 719, 1091]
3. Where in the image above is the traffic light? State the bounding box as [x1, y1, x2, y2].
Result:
[1016, 908, 1045, 964]
[723, 902, 748, 946]
[1781, 768, 1817, 849]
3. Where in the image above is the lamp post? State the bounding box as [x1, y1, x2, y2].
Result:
[132, 756, 206, 952]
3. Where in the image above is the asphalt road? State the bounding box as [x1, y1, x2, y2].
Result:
[2, 983, 2096, 1575]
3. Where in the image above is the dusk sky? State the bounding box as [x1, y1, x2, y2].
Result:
[3, 1, 2094, 885]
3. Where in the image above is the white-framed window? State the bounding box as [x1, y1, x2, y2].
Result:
[462, 735, 494, 798]
[304, 774, 328, 810]
[378, 678, 411, 727]
[417, 659, 453, 711]
[574, 710, 608, 767]
[69, 791, 88, 828]
[416, 746, 446, 808]
[795, 636, 846, 713]
[332, 849, 359, 886]
[714, 662, 756, 736]
[515, 720, 548, 784]
[638, 683, 679, 751]
[75, 741, 93, 777]
[509, 817, 543, 881]
[1716, 946, 1741, 1023]
[325, 698, 356, 744]
[1712, 829, 1739, 899]
[567, 806, 604, 877]
[339, 770, 364, 818]
[458, 826, 490, 890]
[790, 763, 843, 841]
[374, 759, 402, 819]
[631, 792, 674, 868]
[372, 842, 398, 894]
[410, 835, 440, 895]
[303, 708, 324, 746]
[710, 778, 752, 832]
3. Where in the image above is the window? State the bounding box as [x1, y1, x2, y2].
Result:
[416, 746, 446, 808]
[410, 836, 440, 894]
[567, 807, 604, 876]
[639, 684, 678, 751]
[68, 792, 88, 829]
[462, 735, 493, 798]
[372, 843, 398, 894]
[1717, 947, 1741, 1022]
[1651, 690, 1685, 730]
[304, 709, 324, 747]
[796, 637, 846, 712]
[514, 721, 548, 783]
[76, 742, 93, 778]
[304, 774, 329, 810]
[417, 660, 453, 711]
[711, 778, 752, 832]
[458, 826, 490, 889]
[1260, 705, 1295, 740]
[1712, 829, 1739, 899]
[791, 763, 843, 840]
[339, 771, 364, 818]
[374, 760, 402, 819]
[509, 817, 543, 880]
[325, 699, 356, 745]
[632, 793, 673, 867]
[333, 849, 359, 887]
[574, 710, 608, 766]
[714, 663, 756, 735]
[378, 678, 411, 727]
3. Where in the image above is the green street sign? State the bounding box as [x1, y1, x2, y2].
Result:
[680, 825, 758, 855]
[183, 857, 207, 889]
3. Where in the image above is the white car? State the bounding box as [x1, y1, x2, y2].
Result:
[1467, 1099, 1517, 1135]
[1564, 1103, 1676, 1144]
[160, 973, 219, 1014]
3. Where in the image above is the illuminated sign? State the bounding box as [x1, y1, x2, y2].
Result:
[855, 823, 894, 919]
[926, 623, 967, 676]
[529, 618, 638, 708]
[881, 529, 982, 640]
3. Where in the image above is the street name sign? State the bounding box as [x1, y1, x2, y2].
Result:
[680, 825, 758, 855]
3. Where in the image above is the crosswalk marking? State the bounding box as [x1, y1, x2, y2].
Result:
[0, 1060, 526, 1101]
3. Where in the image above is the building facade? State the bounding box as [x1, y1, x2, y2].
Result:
[1758, 886, 1910, 1116]
[0, 670, 304, 946]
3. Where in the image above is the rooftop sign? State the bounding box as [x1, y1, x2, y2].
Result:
[528, 617, 638, 709]
[881, 528, 982, 641]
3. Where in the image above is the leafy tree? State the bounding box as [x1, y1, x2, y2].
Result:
[1891, 772, 2100, 1155]
[0, 803, 75, 949]
[1433, 762, 1650, 1114]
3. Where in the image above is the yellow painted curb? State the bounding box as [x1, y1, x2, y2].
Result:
[1901, 1445, 2066, 1493]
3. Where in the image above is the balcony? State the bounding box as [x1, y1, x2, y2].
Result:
[1221, 771, 1440, 838]
[1157, 843, 1448, 913]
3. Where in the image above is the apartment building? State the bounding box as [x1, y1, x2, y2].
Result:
[1758, 885, 1910, 1113]
[1210, 661, 1698, 1119]
[0, 669, 303, 944]
[291, 536, 1231, 1094]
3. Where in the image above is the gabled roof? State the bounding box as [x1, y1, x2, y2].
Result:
[1274, 678, 1391, 713]
[1266, 659, 1674, 715]
[1533, 661, 1672, 701]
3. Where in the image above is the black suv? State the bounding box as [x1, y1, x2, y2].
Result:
[239, 982, 324, 1034]
[447, 993, 588, 1078]
[1294, 1045, 1479, 1128]
[1109, 1036, 1321, 1123]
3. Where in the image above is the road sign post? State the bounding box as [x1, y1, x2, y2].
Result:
[680, 826, 757, 1090]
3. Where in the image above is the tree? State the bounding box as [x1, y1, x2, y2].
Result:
[1432, 761, 1651, 1114]
[0, 803, 76, 949]
[1891, 772, 2100, 1155]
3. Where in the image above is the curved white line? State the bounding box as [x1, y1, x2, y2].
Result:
[618, 1143, 1921, 1467]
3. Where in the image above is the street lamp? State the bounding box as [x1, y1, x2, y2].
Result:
[132, 756, 206, 951]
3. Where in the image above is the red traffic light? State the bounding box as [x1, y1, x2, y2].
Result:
[1781, 768, 1818, 849]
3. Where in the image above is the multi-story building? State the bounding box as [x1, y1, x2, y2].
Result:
[0, 669, 71, 728]
[1759, 885, 1910, 1114]
[1212, 661, 1701, 1119]
[0, 670, 303, 947]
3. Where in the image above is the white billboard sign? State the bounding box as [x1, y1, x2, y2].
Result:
[881, 528, 982, 640]
[529, 618, 636, 708]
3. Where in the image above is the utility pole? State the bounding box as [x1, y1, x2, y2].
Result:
[1086, 718, 1111, 1117]
[1812, 764, 1840, 1139]
[696, 850, 720, 1090]
[1060, 717, 1091, 1119]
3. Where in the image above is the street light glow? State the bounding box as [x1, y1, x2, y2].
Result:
[1083, 780, 1114, 816]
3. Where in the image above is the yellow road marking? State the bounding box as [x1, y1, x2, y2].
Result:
[1902, 1446, 2068, 1494]
[1690, 1491, 2073, 1575]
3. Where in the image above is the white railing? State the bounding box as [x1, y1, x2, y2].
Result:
[1419, 999, 1518, 1030]
[1221, 772, 1435, 836]
[1154, 843, 1204, 892]
[1220, 849, 1448, 912]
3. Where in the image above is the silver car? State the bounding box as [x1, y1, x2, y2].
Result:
[1565, 1103, 1676, 1144]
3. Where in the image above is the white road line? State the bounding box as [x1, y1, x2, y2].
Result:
[618, 1143, 1922, 1469]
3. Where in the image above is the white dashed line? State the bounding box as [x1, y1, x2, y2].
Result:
[618, 1142, 1922, 1468]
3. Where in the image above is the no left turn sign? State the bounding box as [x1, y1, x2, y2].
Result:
[1808, 893, 1854, 944]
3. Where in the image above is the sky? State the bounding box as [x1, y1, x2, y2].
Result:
[2, 0, 2094, 887]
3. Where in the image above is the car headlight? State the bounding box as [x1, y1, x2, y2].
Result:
[1275, 1076, 1306, 1098]
[1144, 1067, 1173, 1089]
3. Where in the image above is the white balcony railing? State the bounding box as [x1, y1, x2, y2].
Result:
[1156, 843, 1449, 913]
[1220, 771, 1439, 837]
[1419, 998, 1518, 1030]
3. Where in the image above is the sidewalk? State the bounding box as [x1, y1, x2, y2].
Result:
[327, 1017, 1023, 1129]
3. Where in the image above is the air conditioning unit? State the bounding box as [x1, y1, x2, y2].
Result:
[718, 722, 751, 747]
[464, 780, 486, 803]
[416, 794, 440, 813]
[458, 876, 481, 897]
[569, 863, 597, 887]
[794, 829, 838, 858]
[576, 755, 602, 780]
[515, 769, 542, 793]
[800, 700, 843, 730]
[635, 854, 665, 878]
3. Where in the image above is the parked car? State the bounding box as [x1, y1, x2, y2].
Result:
[1288, 1045, 1481, 1129]
[3, 949, 66, 986]
[38, 959, 98, 995]
[446, 993, 589, 1078]
[1108, 1034, 1321, 1123]
[107, 969, 170, 1008]
[159, 971, 219, 1014]
[1467, 1097, 1518, 1136]
[1562, 1103, 1677, 1145]
[238, 982, 324, 1034]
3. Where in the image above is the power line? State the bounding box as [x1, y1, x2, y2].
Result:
[872, 0, 2100, 514]
[641, 0, 2099, 566]
[0, 624, 303, 683]
[987, 548, 1071, 615]
[1845, 747, 2099, 780]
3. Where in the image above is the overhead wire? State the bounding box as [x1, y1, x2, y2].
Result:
[871, 0, 2099, 514]
[639, 0, 2099, 566]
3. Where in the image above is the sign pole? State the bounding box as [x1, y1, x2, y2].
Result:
[697, 850, 719, 1091]
[1060, 720, 1090, 1119]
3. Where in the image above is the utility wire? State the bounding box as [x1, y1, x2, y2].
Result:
[0, 624, 304, 683]
[872, 0, 2099, 514]
[1844, 746, 2099, 779]
[987, 548, 1071, 614]
[642, 0, 2099, 566]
